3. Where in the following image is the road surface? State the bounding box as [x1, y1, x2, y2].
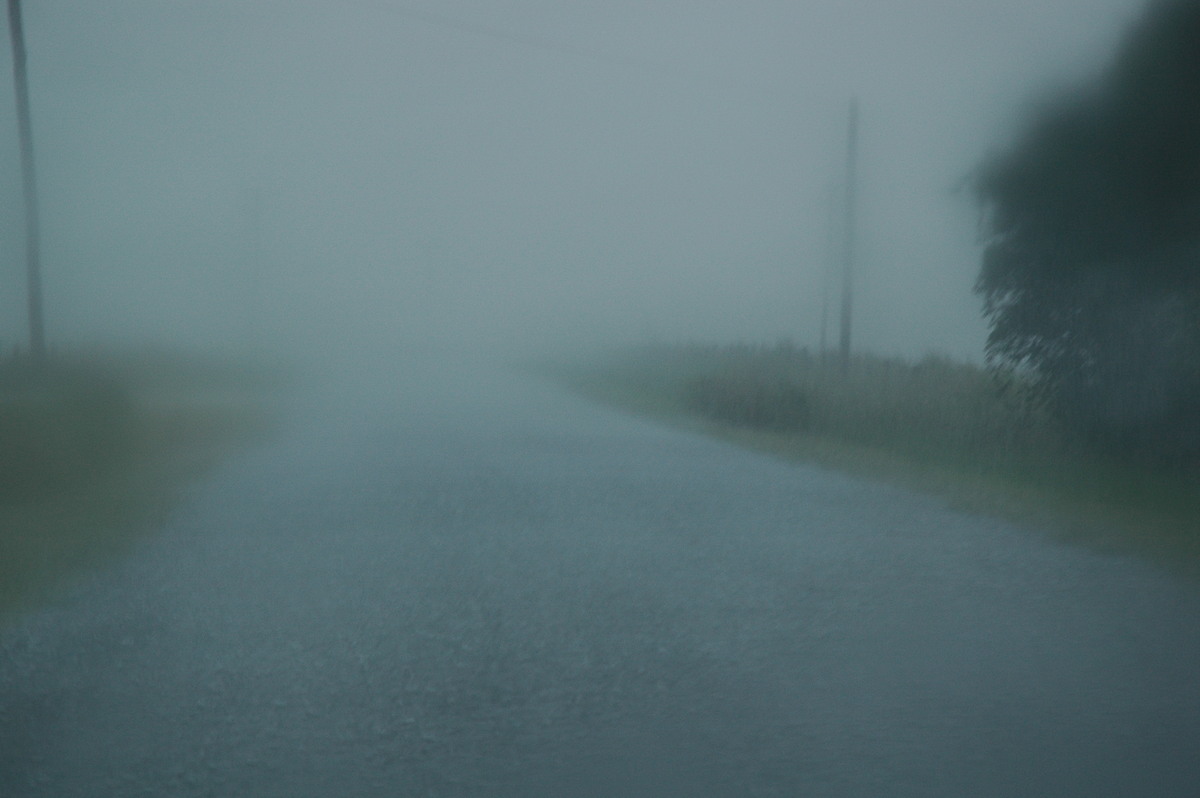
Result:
[3, 360, 1199, 796]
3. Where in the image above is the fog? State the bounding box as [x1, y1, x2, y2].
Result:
[0, 0, 1147, 366]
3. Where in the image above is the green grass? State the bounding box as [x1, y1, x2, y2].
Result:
[547, 342, 1200, 576]
[0, 352, 280, 623]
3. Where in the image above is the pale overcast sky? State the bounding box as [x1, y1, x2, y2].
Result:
[0, 0, 1149, 362]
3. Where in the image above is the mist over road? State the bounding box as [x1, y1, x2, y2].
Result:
[2, 361, 1199, 797]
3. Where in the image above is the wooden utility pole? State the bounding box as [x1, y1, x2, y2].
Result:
[7, 0, 45, 359]
[838, 98, 858, 372]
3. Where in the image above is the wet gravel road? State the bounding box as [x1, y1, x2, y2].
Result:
[3, 362, 1199, 796]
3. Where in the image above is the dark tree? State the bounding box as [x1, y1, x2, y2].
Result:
[974, 0, 1200, 461]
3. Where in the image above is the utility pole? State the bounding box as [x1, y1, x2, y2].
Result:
[819, 183, 835, 364]
[838, 98, 858, 373]
[819, 177, 849, 365]
[818, 272, 829, 362]
[7, 0, 45, 360]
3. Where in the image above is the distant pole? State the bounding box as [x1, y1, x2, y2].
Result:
[818, 275, 829, 362]
[838, 98, 858, 373]
[819, 182, 838, 364]
[7, 0, 45, 359]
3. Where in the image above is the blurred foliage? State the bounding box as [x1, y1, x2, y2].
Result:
[973, 0, 1200, 463]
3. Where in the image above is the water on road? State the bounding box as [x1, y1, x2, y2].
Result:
[2, 360, 1199, 796]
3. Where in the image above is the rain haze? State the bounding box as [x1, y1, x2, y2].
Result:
[0, 0, 1148, 364]
[5, 3, 1200, 796]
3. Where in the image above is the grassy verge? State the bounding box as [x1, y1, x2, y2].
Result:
[547, 343, 1200, 576]
[0, 351, 281, 623]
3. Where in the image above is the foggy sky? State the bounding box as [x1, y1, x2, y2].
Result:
[0, 0, 1148, 363]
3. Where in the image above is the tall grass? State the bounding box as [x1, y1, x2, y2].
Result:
[0, 358, 136, 502]
[0, 352, 278, 622]
[553, 342, 1200, 572]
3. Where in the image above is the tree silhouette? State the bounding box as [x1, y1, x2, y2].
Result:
[974, 0, 1200, 461]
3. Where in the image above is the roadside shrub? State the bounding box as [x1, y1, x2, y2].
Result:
[683, 374, 810, 431]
